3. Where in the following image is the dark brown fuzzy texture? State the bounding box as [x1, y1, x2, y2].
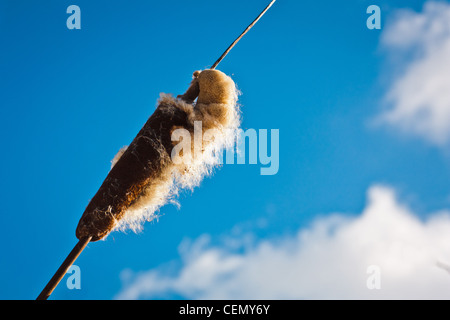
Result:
[76, 102, 191, 241]
[76, 69, 239, 241]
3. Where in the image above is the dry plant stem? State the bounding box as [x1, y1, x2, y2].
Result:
[36, 236, 92, 300]
[210, 0, 276, 70]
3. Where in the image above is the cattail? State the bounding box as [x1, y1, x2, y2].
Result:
[37, 0, 276, 300]
[76, 69, 240, 241]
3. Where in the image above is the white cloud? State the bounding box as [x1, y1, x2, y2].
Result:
[377, 1, 450, 145]
[115, 185, 450, 299]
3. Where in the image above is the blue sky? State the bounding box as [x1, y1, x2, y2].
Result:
[2, 0, 450, 299]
